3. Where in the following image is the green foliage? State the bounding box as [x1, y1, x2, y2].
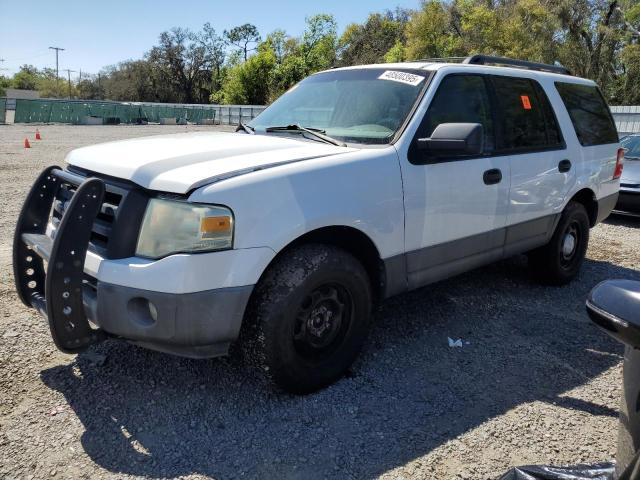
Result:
[12, 65, 40, 90]
[338, 11, 407, 66]
[0, 76, 11, 97]
[214, 44, 276, 104]
[224, 23, 261, 61]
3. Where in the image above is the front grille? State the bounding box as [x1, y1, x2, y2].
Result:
[49, 167, 148, 259]
[51, 181, 123, 256]
[621, 183, 640, 189]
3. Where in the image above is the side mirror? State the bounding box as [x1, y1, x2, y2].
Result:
[586, 279, 640, 348]
[417, 123, 484, 157]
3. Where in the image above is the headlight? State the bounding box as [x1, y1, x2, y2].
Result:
[136, 198, 234, 259]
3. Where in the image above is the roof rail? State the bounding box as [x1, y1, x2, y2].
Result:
[415, 57, 468, 63]
[462, 55, 571, 75]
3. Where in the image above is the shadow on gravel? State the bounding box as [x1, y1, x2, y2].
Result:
[40, 256, 637, 479]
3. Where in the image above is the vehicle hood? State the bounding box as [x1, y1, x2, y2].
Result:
[622, 159, 640, 185]
[65, 131, 356, 194]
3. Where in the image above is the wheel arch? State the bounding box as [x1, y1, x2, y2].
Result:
[568, 188, 598, 227]
[255, 225, 387, 302]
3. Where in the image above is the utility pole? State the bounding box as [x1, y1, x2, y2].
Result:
[49, 46, 64, 82]
[63, 69, 76, 99]
[78, 69, 82, 82]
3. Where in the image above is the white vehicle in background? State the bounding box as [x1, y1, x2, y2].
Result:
[14, 55, 622, 393]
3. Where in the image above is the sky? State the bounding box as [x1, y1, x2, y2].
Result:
[0, 0, 421, 78]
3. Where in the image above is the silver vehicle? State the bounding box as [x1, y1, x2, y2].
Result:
[616, 134, 640, 214]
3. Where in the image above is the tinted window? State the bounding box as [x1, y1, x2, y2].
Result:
[555, 82, 618, 146]
[532, 81, 563, 146]
[420, 74, 494, 153]
[491, 76, 561, 151]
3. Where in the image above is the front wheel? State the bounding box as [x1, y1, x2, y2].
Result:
[241, 244, 372, 394]
[528, 201, 590, 285]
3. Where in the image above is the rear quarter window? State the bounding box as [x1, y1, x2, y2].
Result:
[555, 82, 618, 146]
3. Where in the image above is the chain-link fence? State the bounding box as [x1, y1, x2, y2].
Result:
[11, 98, 266, 125]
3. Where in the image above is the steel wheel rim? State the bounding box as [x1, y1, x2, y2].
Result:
[560, 221, 581, 268]
[293, 283, 352, 360]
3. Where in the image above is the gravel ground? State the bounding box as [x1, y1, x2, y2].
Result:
[0, 123, 638, 479]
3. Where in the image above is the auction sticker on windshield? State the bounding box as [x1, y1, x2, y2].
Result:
[378, 70, 425, 86]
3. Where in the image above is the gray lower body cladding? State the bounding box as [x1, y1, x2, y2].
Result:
[383, 194, 620, 297]
[84, 282, 254, 358]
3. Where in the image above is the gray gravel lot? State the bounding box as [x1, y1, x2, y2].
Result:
[0, 123, 638, 479]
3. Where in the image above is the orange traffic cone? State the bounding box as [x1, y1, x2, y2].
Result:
[24, 138, 31, 148]
[35, 129, 41, 140]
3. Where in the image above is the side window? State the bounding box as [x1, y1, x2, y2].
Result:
[420, 74, 494, 154]
[555, 82, 619, 146]
[532, 81, 564, 147]
[491, 76, 560, 151]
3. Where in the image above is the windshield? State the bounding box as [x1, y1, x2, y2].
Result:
[621, 135, 640, 159]
[249, 68, 429, 145]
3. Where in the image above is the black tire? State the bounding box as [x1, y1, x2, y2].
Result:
[528, 201, 590, 285]
[241, 244, 372, 394]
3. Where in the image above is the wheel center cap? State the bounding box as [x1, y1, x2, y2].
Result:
[309, 305, 332, 337]
[562, 233, 576, 257]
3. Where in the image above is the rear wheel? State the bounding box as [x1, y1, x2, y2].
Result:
[241, 244, 372, 394]
[528, 201, 590, 285]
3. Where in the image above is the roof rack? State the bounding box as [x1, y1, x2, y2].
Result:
[463, 55, 571, 75]
[416, 55, 571, 75]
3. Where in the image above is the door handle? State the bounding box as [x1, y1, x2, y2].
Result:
[483, 168, 502, 185]
[558, 159, 572, 173]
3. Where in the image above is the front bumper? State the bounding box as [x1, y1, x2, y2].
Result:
[13, 166, 263, 358]
[85, 282, 253, 358]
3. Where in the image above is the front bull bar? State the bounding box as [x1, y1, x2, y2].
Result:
[13, 166, 107, 353]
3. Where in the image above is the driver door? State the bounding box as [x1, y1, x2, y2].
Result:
[400, 73, 511, 289]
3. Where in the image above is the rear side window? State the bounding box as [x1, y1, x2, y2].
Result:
[555, 82, 618, 146]
[491, 76, 563, 152]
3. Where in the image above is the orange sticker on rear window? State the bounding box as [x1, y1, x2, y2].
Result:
[521, 95, 532, 110]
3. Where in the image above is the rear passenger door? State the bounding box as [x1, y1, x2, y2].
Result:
[490, 75, 574, 254]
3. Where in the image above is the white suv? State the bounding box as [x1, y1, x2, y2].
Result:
[14, 55, 622, 393]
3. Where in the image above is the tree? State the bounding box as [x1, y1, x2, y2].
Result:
[200, 22, 226, 91]
[404, 1, 462, 60]
[551, 0, 626, 94]
[213, 43, 276, 104]
[224, 23, 261, 61]
[338, 11, 408, 66]
[12, 65, 40, 90]
[301, 14, 338, 72]
[0, 76, 10, 97]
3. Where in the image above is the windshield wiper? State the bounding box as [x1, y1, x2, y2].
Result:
[265, 124, 346, 147]
[236, 122, 255, 135]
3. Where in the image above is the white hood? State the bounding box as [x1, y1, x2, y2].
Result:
[65, 132, 355, 194]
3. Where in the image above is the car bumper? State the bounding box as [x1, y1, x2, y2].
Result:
[616, 188, 640, 213]
[596, 192, 620, 223]
[84, 281, 253, 358]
